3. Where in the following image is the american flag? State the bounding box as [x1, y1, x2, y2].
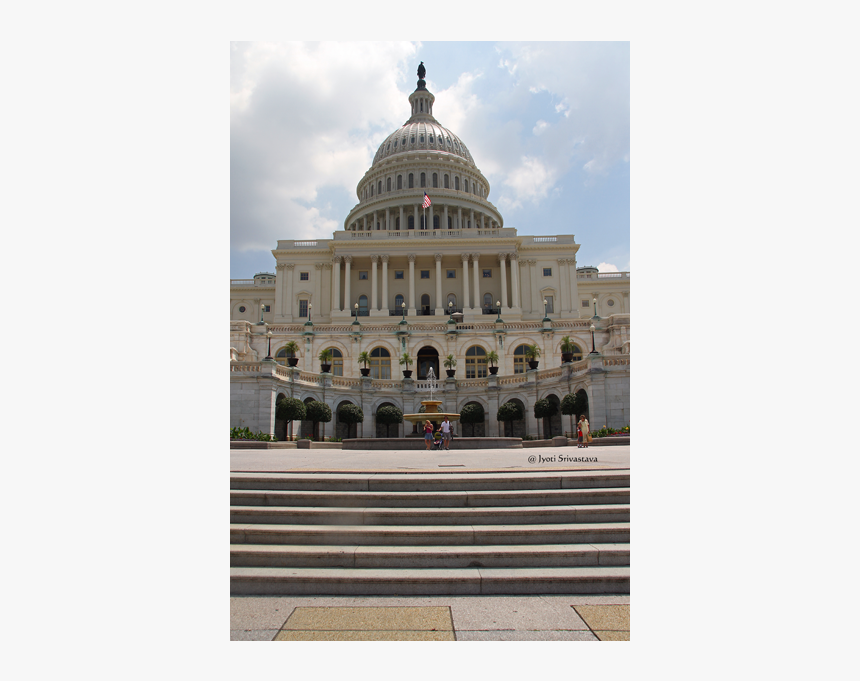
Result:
[422, 192, 431, 208]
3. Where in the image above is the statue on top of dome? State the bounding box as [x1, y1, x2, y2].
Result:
[417, 62, 426, 80]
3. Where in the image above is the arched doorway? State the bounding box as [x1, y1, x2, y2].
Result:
[300, 397, 318, 440]
[275, 393, 287, 441]
[576, 388, 590, 423]
[375, 401, 400, 438]
[461, 400, 486, 437]
[335, 400, 358, 440]
[417, 346, 439, 380]
[501, 398, 527, 438]
[545, 394, 563, 438]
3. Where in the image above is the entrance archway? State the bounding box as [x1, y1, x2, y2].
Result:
[501, 398, 527, 438]
[417, 346, 439, 380]
[335, 400, 358, 440]
[546, 394, 563, 438]
[300, 397, 318, 440]
[275, 393, 287, 440]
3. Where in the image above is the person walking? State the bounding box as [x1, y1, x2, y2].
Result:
[440, 415, 452, 450]
[423, 420, 434, 450]
[577, 414, 590, 448]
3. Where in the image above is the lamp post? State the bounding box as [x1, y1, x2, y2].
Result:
[592, 297, 598, 319]
[496, 300, 502, 323]
[354, 302, 359, 321]
[258, 303, 265, 325]
[448, 301, 454, 321]
[401, 301, 406, 322]
[544, 298, 548, 316]
[265, 331, 273, 360]
[589, 324, 597, 354]
[308, 302, 313, 323]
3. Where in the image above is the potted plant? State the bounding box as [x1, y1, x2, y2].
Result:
[560, 336, 574, 364]
[524, 344, 541, 370]
[284, 340, 300, 367]
[486, 350, 500, 375]
[357, 351, 371, 377]
[443, 353, 457, 378]
[318, 348, 333, 373]
[399, 352, 414, 378]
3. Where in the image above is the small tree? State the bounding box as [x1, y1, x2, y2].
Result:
[486, 350, 499, 368]
[561, 393, 578, 437]
[376, 405, 404, 437]
[533, 398, 558, 440]
[305, 400, 332, 440]
[443, 354, 457, 370]
[560, 336, 575, 354]
[337, 403, 364, 439]
[399, 352, 413, 375]
[357, 351, 370, 370]
[318, 348, 333, 367]
[524, 344, 541, 364]
[284, 340, 300, 358]
[497, 400, 524, 437]
[276, 397, 306, 441]
[460, 402, 485, 437]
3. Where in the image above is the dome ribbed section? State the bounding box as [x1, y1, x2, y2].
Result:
[372, 120, 475, 168]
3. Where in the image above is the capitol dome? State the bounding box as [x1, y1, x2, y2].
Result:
[343, 63, 502, 232]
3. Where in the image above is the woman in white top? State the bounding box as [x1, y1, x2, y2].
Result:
[577, 415, 590, 448]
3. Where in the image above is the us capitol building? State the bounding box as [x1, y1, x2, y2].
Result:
[230, 64, 630, 440]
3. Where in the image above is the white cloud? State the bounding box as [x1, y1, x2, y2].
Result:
[597, 262, 619, 272]
[533, 120, 549, 135]
[498, 156, 555, 209]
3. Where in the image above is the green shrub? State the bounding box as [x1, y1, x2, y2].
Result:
[230, 426, 276, 442]
[376, 405, 404, 437]
[460, 403, 485, 437]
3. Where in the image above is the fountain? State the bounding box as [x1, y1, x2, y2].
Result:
[401, 367, 461, 431]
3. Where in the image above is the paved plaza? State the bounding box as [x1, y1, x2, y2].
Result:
[231, 444, 631, 641]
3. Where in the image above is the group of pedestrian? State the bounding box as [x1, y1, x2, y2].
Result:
[424, 416, 453, 450]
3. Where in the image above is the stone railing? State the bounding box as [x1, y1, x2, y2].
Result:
[231, 362, 263, 372]
[230, 279, 275, 287]
[331, 376, 362, 388]
[603, 357, 630, 367]
[536, 367, 564, 380]
[456, 378, 489, 388]
[333, 227, 515, 241]
[497, 374, 529, 385]
[577, 271, 630, 280]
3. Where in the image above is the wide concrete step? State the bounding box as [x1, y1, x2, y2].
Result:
[231, 543, 630, 569]
[230, 469, 630, 493]
[229, 566, 631, 595]
[230, 504, 630, 526]
[231, 522, 630, 546]
[230, 487, 630, 508]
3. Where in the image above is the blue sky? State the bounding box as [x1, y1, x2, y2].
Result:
[231, 42, 629, 279]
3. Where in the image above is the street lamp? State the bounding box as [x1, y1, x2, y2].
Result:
[401, 301, 406, 322]
[265, 331, 273, 360]
[354, 302, 359, 321]
[257, 303, 265, 325]
[589, 324, 598, 354]
[448, 301, 454, 321]
[496, 300, 502, 323]
[543, 298, 548, 316]
[308, 302, 313, 323]
[592, 297, 598, 319]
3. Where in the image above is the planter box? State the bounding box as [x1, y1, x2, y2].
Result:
[296, 440, 343, 449]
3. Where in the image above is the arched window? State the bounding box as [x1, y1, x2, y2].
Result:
[447, 216, 452, 229]
[513, 344, 530, 374]
[370, 185, 374, 197]
[387, 177, 391, 192]
[370, 347, 391, 379]
[420, 172, 426, 188]
[465, 345, 488, 379]
[359, 295, 368, 315]
[464, 179, 470, 193]
[395, 216, 400, 230]
[397, 175, 402, 190]
[378, 181, 382, 194]
[433, 215, 440, 229]
[408, 215, 414, 230]
[421, 293, 430, 315]
[326, 347, 343, 376]
[432, 173, 438, 188]
[408, 173, 414, 189]
[564, 344, 584, 361]
[455, 177, 460, 191]
[444, 175, 449, 189]
[274, 347, 289, 367]
[483, 293, 493, 309]
[395, 294, 405, 310]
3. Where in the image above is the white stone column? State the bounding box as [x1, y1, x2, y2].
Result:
[276, 262, 286, 316]
[385, 208, 390, 230]
[461, 253, 470, 310]
[429, 203, 434, 230]
[408, 254, 416, 315]
[363, 215, 367, 231]
[567, 259, 579, 316]
[343, 256, 352, 310]
[434, 253, 443, 314]
[381, 255, 389, 313]
[371, 254, 379, 311]
[443, 205, 448, 231]
[332, 256, 341, 312]
[511, 255, 520, 309]
[315, 262, 325, 316]
[558, 258, 568, 313]
[498, 253, 508, 309]
[457, 207, 462, 230]
[470, 209, 475, 230]
[399, 205, 404, 232]
[284, 264, 295, 320]
[622, 291, 629, 314]
[529, 260, 538, 315]
[471, 253, 480, 311]
[414, 204, 419, 230]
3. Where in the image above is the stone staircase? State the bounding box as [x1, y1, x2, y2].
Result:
[230, 469, 630, 595]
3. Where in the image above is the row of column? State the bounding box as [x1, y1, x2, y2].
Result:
[349, 204, 499, 232]
[330, 253, 522, 313]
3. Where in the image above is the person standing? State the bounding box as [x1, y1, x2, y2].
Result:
[577, 414, 590, 448]
[440, 415, 452, 451]
[424, 420, 434, 450]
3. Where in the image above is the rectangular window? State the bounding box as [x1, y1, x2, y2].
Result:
[299, 300, 308, 317]
[545, 296, 554, 313]
[359, 271, 368, 280]
[420, 270, 430, 279]
[395, 271, 404, 280]
[447, 269, 456, 279]
[582, 299, 590, 308]
[543, 268, 552, 277]
[263, 305, 271, 312]
[483, 269, 492, 278]
[300, 272, 309, 281]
